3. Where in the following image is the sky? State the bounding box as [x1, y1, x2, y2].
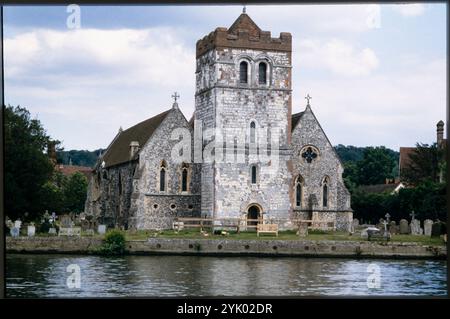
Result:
[3, 3, 447, 151]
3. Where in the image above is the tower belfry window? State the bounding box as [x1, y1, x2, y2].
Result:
[240, 61, 248, 84]
[251, 165, 257, 184]
[259, 62, 267, 84]
[250, 121, 256, 144]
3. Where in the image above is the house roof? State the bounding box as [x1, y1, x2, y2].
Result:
[399, 146, 417, 174]
[56, 165, 92, 179]
[101, 109, 171, 168]
[357, 183, 403, 194]
[291, 111, 304, 131]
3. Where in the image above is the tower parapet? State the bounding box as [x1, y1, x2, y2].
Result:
[196, 13, 291, 58]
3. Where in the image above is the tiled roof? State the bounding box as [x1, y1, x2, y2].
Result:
[56, 165, 92, 179]
[101, 109, 171, 168]
[291, 111, 304, 131]
[357, 183, 402, 194]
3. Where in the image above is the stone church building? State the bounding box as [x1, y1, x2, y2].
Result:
[85, 13, 353, 231]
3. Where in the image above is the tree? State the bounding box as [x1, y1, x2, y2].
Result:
[4, 105, 58, 220]
[62, 172, 88, 213]
[356, 147, 395, 185]
[402, 143, 444, 185]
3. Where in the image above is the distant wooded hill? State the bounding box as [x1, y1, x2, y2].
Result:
[57, 145, 400, 173]
[57, 149, 105, 168]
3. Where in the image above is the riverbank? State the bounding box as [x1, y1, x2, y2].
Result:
[6, 236, 447, 259]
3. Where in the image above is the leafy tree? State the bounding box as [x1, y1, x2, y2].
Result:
[62, 172, 88, 213]
[356, 147, 395, 185]
[402, 143, 444, 185]
[4, 105, 58, 220]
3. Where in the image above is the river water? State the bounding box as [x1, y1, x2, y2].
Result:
[6, 254, 447, 297]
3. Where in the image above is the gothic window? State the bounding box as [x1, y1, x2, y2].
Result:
[181, 165, 188, 192]
[159, 161, 167, 192]
[250, 121, 256, 144]
[258, 62, 267, 84]
[295, 176, 304, 207]
[240, 61, 248, 84]
[301, 146, 319, 163]
[118, 172, 122, 195]
[251, 165, 257, 184]
[322, 177, 329, 208]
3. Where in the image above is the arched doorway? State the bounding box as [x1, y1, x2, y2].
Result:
[247, 205, 261, 227]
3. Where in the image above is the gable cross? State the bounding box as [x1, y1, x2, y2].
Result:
[305, 94, 312, 106]
[172, 92, 180, 103]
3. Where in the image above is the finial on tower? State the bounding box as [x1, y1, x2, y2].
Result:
[305, 94, 312, 106]
[172, 91, 180, 109]
[243, 5, 246, 14]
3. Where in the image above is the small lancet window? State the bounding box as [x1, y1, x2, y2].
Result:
[240, 61, 248, 84]
[250, 121, 256, 144]
[181, 167, 188, 192]
[160, 161, 167, 192]
[251, 165, 257, 184]
[322, 178, 329, 208]
[295, 176, 303, 207]
[258, 62, 267, 84]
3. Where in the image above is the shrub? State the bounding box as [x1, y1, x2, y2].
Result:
[99, 230, 126, 255]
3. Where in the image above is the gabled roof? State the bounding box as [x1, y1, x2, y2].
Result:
[101, 109, 171, 168]
[291, 111, 304, 131]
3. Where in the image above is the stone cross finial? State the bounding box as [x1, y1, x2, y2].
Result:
[305, 94, 312, 106]
[172, 92, 180, 103]
[385, 213, 391, 223]
[243, 5, 246, 14]
[410, 211, 415, 220]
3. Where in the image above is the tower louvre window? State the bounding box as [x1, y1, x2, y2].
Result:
[259, 62, 267, 84]
[251, 165, 257, 184]
[240, 61, 248, 84]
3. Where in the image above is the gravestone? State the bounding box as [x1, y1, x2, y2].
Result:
[410, 219, 423, 235]
[14, 220, 22, 229]
[431, 221, 446, 237]
[60, 215, 73, 228]
[48, 228, 57, 235]
[10, 227, 20, 237]
[424, 219, 433, 237]
[389, 221, 398, 235]
[297, 222, 308, 237]
[399, 219, 409, 234]
[85, 229, 95, 236]
[27, 225, 36, 237]
[98, 225, 106, 235]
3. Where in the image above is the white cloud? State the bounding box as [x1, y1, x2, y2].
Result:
[296, 38, 379, 76]
[392, 4, 426, 17]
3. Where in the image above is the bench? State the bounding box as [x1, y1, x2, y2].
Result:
[257, 224, 278, 237]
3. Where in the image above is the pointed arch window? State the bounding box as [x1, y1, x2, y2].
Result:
[159, 161, 167, 192]
[240, 61, 248, 84]
[295, 175, 304, 207]
[322, 177, 329, 208]
[250, 121, 256, 144]
[251, 165, 257, 184]
[181, 163, 188, 193]
[258, 62, 267, 84]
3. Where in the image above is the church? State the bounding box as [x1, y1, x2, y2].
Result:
[84, 12, 353, 231]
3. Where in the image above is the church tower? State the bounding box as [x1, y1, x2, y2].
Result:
[194, 11, 293, 226]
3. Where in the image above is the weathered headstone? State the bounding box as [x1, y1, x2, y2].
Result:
[48, 228, 57, 235]
[410, 219, 423, 235]
[27, 225, 36, 237]
[424, 219, 433, 237]
[14, 219, 22, 229]
[10, 227, 20, 237]
[60, 214, 73, 228]
[389, 221, 398, 235]
[98, 225, 106, 235]
[399, 219, 409, 234]
[431, 221, 446, 237]
[297, 222, 308, 237]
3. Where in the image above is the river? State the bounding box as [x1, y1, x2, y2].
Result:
[6, 254, 447, 297]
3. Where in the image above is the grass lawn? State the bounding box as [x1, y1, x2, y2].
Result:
[123, 229, 446, 246]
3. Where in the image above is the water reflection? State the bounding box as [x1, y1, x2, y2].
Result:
[6, 254, 447, 297]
